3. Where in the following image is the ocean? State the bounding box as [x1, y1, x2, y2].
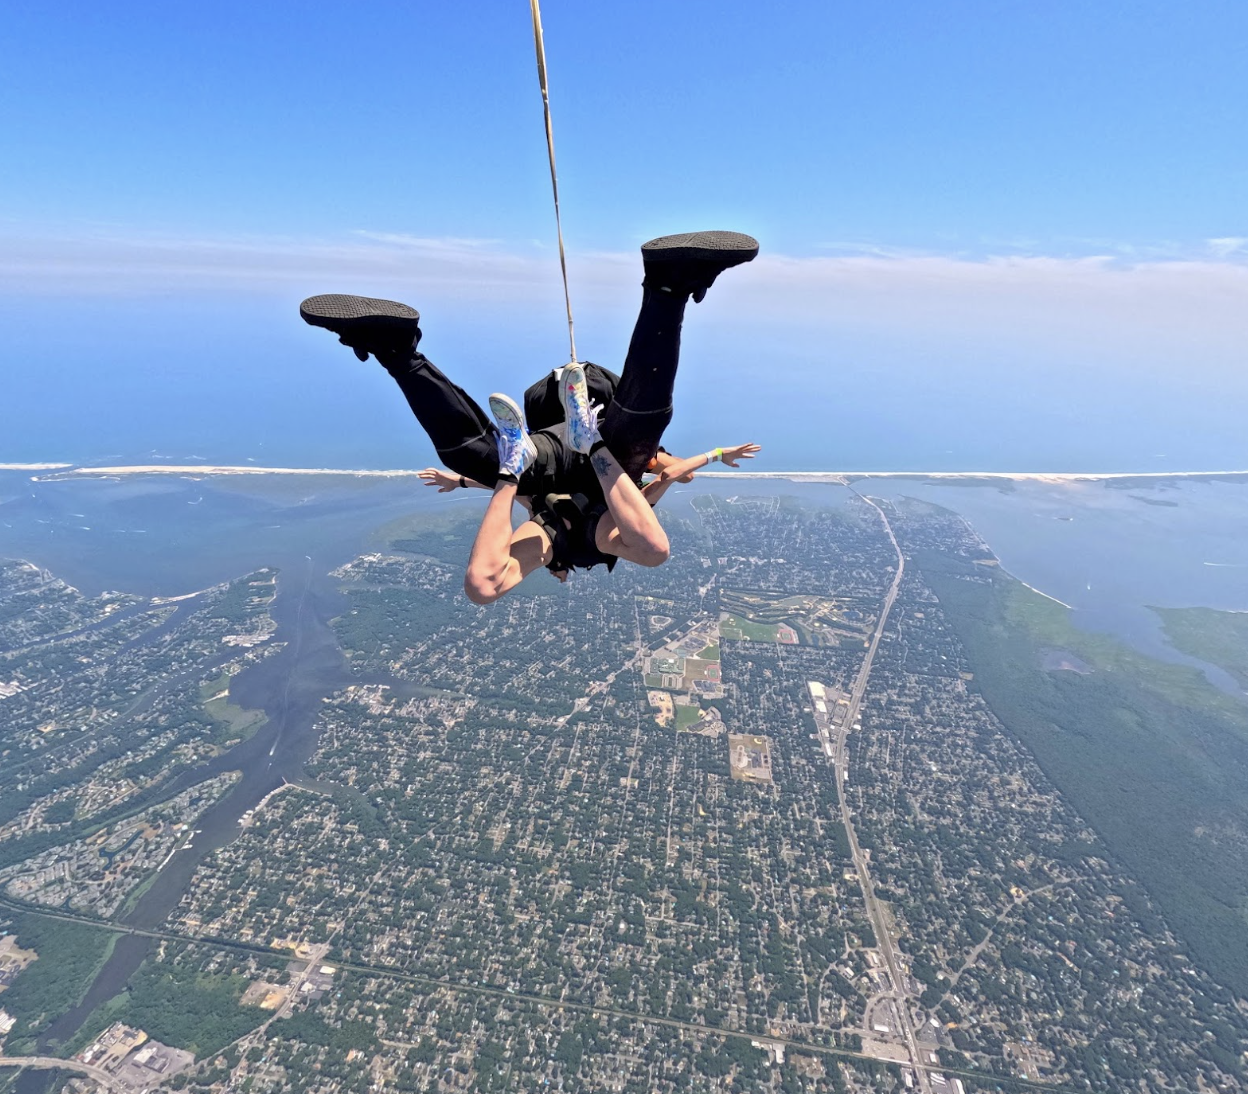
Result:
[4, 293, 1248, 475]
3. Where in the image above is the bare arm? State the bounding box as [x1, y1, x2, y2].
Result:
[641, 442, 762, 506]
[648, 449, 695, 483]
[418, 467, 488, 492]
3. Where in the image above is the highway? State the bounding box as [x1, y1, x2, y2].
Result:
[831, 493, 931, 1093]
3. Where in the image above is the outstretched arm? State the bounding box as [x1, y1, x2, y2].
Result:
[418, 467, 488, 492]
[641, 442, 762, 506]
[648, 449, 695, 483]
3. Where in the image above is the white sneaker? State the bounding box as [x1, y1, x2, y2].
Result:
[488, 393, 537, 479]
[559, 363, 602, 454]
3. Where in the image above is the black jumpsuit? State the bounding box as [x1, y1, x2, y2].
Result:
[379, 287, 690, 494]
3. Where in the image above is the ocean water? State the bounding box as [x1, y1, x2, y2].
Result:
[4, 294, 1248, 475]
[877, 476, 1248, 690]
[884, 477, 1248, 615]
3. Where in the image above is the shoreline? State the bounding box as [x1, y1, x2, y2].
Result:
[15, 463, 1248, 483]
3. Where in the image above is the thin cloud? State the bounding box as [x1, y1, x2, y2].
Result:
[811, 241, 931, 259]
[0, 228, 558, 295]
[1208, 236, 1248, 258]
[352, 231, 506, 252]
[0, 227, 1244, 363]
[721, 250, 1248, 369]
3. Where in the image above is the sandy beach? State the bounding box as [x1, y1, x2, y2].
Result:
[701, 469, 1248, 484]
[1019, 581, 1074, 609]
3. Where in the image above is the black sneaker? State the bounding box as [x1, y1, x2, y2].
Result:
[299, 294, 421, 361]
[641, 231, 759, 302]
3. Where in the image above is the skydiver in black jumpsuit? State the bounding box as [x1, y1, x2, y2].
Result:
[300, 230, 759, 601]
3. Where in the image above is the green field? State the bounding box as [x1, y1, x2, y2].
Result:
[718, 589, 869, 647]
[201, 671, 267, 745]
[381, 506, 478, 562]
[682, 658, 720, 684]
[718, 614, 781, 643]
[698, 643, 721, 661]
[1153, 606, 1248, 691]
[919, 550, 1248, 998]
[674, 704, 705, 730]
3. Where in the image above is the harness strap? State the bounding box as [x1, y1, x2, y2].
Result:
[549, 492, 593, 524]
[530, 502, 571, 574]
[532, 492, 614, 574]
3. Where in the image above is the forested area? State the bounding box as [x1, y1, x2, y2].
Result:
[919, 551, 1248, 1002]
[0, 913, 115, 1053]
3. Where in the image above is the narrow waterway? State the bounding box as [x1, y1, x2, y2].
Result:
[38, 555, 355, 1050]
[0, 474, 455, 1093]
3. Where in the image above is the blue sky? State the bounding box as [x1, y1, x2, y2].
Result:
[2, 1, 1246, 471]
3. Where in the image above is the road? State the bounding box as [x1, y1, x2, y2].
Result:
[0, 1055, 127, 1093]
[832, 493, 931, 1092]
[276, 942, 331, 1018]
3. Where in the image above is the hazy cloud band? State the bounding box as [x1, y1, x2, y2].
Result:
[2, 227, 1245, 360]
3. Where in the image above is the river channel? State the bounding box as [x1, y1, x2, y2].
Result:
[0, 472, 448, 1094]
[37, 556, 355, 1051]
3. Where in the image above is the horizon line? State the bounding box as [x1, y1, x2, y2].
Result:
[10, 463, 1248, 483]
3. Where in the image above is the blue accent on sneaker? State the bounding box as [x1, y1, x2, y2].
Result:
[561, 364, 601, 455]
[488, 393, 537, 479]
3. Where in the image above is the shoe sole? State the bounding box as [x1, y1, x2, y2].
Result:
[488, 392, 526, 432]
[641, 231, 759, 268]
[299, 294, 420, 333]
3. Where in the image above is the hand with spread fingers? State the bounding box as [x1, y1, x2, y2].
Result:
[718, 443, 762, 468]
[418, 468, 462, 492]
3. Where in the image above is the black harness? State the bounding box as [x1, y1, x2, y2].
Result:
[530, 492, 617, 574]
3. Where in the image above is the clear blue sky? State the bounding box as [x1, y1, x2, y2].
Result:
[2, 1, 1246, 470]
